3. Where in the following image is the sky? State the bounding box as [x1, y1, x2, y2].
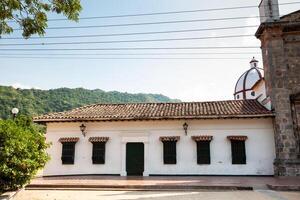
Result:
[0, 0, 299, 101]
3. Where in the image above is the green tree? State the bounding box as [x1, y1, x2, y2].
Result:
[0, 0, 82, 38]
[0, 115, 50, 192]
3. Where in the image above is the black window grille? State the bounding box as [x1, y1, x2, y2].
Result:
[196, 141, 211, 164]
[61, 142, 76, 164]
[92, 142, 106, 164]
[231, 140, 246, 164]
[163, 141, 177, 164]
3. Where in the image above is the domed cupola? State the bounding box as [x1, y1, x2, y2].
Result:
[234, 57, 264, 100]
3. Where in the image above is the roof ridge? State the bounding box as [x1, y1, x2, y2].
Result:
[74, 99, 255, 107]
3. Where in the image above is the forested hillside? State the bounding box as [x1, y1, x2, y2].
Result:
[0, 86, 180, 119]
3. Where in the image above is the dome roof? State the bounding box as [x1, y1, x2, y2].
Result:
[234, 58, 264, 99]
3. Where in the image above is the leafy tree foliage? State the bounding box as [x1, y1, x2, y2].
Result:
[0, 115, 50, 192]
[0, 0, 82, 38]
[0, 86, 180, 119]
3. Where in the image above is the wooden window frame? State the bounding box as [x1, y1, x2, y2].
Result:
[230, 140, 246, 165]
[196, 141, 211, 164]
[92, 142, 106, 164]
[162, 141, 177, 164]
[61, 142, 76, 165]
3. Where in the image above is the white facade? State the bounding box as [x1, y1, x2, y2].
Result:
[44, 118, 275, 176]
[253, 80, 272, 110]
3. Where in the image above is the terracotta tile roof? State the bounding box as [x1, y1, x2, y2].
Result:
[160, 136, 180, 142]
[34, 100, 274, 123]
[58, 137, 80, 143]
[227, 136, 248, 141]
[192, 135, 213, 141]
[89, 137, 109, 143]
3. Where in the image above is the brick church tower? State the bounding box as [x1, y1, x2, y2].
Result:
[255, 0, 300, 176]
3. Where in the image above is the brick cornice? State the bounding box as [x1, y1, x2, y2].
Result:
[256, 21, 300, 38]
[259, 26, 284, 48]
[58, 137, 80, 143]
[89, 137, 109, 143]
[191, 135, 213, 141]
[160, 136, 180, 142]
[227, 135, 248, 141]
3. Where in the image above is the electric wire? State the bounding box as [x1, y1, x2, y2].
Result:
[12, 16, 262, 31]
[7, 1, 299, 22]
[0, 34, 256, 46]
[0, 52, 262, 56]
[0, 46, 260, 51]
[0, 56, 259, 60]
[0, 25, 258, 40]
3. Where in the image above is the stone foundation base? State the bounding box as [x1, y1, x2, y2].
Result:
[274, 159, 300, 176]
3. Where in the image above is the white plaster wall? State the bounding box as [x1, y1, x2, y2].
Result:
[253, 81, 266, 100]
[44, 126, 122, 176]
[253, 81, 272, 110]
[44, 118, 275, 176]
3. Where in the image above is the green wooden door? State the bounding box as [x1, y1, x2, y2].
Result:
[126, 143, 144, 176]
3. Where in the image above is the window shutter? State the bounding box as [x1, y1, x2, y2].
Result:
[231, 140, 246, 164]
[163, 141, 177, 164]
[197, 141, 211, 164]
[61, 142, 76, 164]
[92, 142, 106, 164]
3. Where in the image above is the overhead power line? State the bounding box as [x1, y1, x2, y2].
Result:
[13, 16, 262, 31]
[0, 56, 256, 60]
[0, 52, 261, 56]
[0, 46, 260, 51]
[8, 1, 300, 22]
[1, 25, 258, 40]
[0, 34, 255, 46]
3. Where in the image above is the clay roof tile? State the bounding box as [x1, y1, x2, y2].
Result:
[34, 100, 274, 123]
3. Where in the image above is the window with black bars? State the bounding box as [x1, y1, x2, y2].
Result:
[231, 140, 246, 164]
[163, 141, 177, 164]
[92, 142, 106, 164]
[196, 141, 211, 164]
[61, 142, 76, 164]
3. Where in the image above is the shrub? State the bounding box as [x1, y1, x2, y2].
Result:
[0, 116, 50, 192]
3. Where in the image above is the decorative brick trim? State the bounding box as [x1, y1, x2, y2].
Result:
[89, 137, 109, 143]
[160, 136, 180, 142]
[227, 135, 248, 141]
[58, 137, 79, 143]
[191, 135, 213, 141]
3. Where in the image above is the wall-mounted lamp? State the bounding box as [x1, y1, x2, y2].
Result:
[183, 122, 188, 135]
[79, 123, 87, 137]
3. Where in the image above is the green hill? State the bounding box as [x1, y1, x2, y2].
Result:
[0, 86, 180, 119]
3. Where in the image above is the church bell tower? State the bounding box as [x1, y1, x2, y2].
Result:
[256, 0, 300, 176]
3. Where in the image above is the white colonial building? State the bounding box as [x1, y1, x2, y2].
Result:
[34, 58, 276, 176]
